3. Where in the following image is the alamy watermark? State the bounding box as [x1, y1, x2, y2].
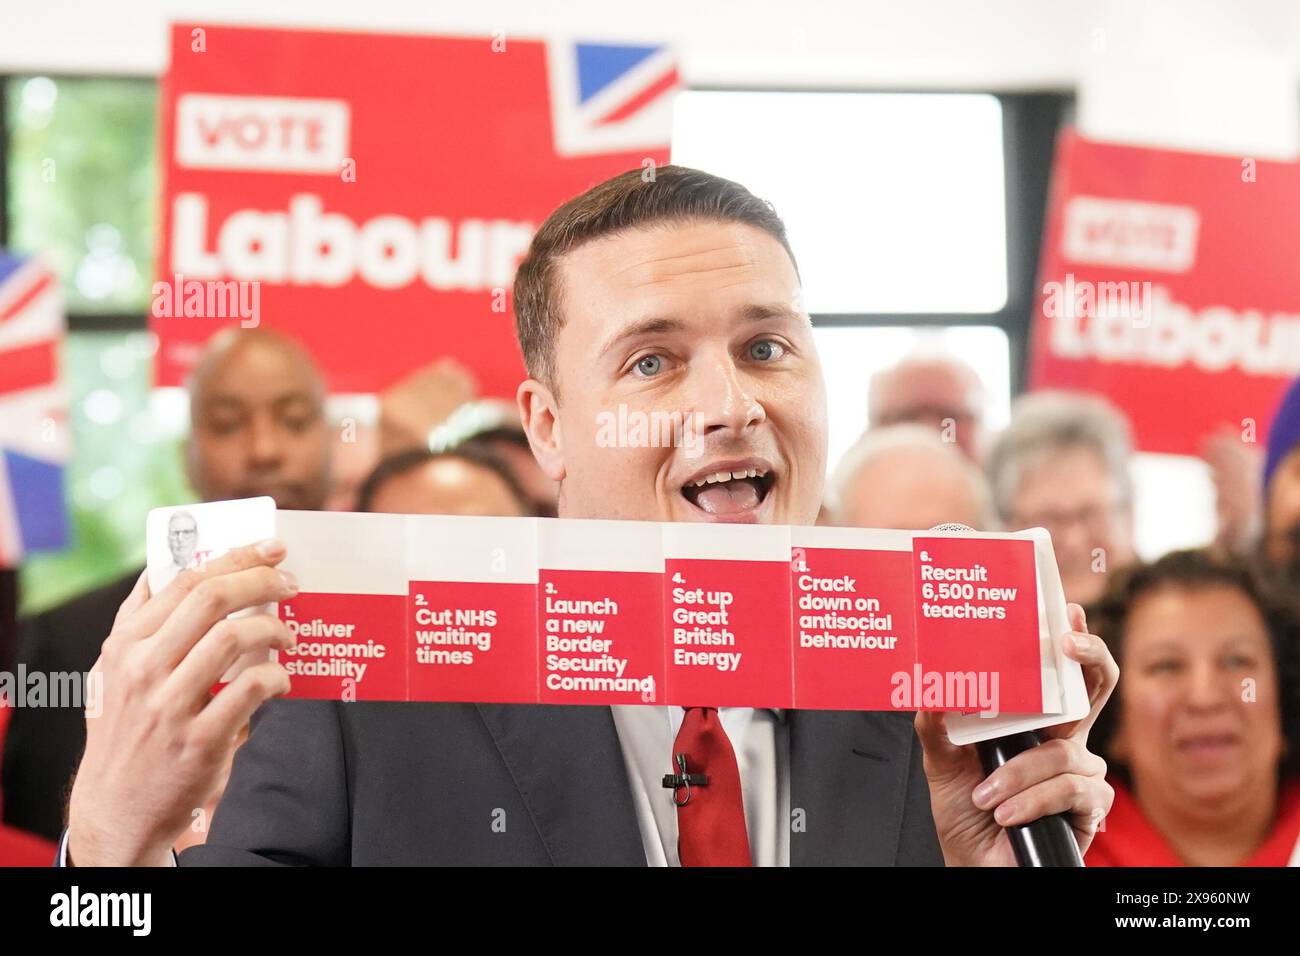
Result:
[151, 272, 260, 328]
[890, 665, 1000, 717]
[50, 886, 151, 936]
[595, 404, 705, 459]
[1042, 273, 1153, 324]
[0, 665, 102, 717]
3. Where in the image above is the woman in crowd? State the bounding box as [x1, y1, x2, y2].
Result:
[1086, 548, 1300, 865]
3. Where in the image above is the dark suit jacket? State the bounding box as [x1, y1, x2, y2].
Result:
[2, 571, 139, 840]
[182, 699, 944, 866]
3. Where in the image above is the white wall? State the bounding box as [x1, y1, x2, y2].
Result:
[5, 1, 1296, 157]
[5, 1, 1095, 83]
[0, 3, 1285, 93]
[6, 1, 1297, 155]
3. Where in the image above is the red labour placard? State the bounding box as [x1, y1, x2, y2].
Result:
[1029, 130, 1300, 454]
[154, 23, 678, 395]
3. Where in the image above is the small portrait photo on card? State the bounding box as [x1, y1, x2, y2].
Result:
[165, 508, 201, 575]
[146, 497, 277, 596]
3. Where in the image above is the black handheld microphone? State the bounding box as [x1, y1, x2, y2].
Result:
[976, 732, 1084, 867]
[928, 524, 1084, 868]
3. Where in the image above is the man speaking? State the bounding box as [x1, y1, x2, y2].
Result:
[65, 166, 1117, 866]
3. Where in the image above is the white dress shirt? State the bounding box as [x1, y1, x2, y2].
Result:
[610, 705, 789, 866]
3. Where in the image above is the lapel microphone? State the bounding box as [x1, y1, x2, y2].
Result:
[928, 524, 1084, 867]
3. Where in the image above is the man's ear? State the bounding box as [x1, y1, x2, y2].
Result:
[517, 378, 566, 482]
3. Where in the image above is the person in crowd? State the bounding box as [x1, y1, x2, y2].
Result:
[182, 327, 333, 511]
[986, 390, 1137, 607]
[322, 396, 380, 513]
[374, 386, 560, 518]
[377, 357, 479, 458]
[357, 444, 532, 517]
[827, 424, 995, 531]
[424, 399, 560, 517]
[867, 352, 988, 462]
[0, 706, 56, 864]
[0, 818, 54, 865]
[322, 358, 481, 511]
[1, 571, 15, 676]
[1202, 424, 1263, 557]
[1085, 548, 1300, 866]
[462, 424, 559, 517]
[1260, 377, 1300, 586]
[1, 327, 332, 842]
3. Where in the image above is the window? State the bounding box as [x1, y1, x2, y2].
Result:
[673, 89, 1019, 487]
[15, 331, 189, 611]
[6, 75, 158, 314]
[5, 76, 166, 612]
[672, 90, 1008, 314]
[812, 325, 1011, 474]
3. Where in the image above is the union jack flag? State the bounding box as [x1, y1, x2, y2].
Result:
[547, 40, 679, 157]
[0, 251, 68, 568]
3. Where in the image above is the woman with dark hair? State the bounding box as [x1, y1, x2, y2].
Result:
[1086, 548, 1300, 866]
[356, 444, 533, 517]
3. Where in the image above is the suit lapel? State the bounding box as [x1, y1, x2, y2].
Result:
[475, 703, 647, 866]
[788, 709, 919, 866]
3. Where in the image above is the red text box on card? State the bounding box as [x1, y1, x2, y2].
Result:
[538, 569, 663, 705]
[912, 537, 1041, 714]
[792, 546, 917, 710]
[280, 592, 407, 701]
[664, 558, 793, 708]
[408, 581, 537, 703]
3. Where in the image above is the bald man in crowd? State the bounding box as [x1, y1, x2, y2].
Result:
[183, 328, 333, 511]
[828, 425, 995, 531]
[868, 353, 988, 462]
[1, 328, 332, 842]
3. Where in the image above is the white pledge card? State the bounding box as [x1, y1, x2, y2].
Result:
[145, 497, 277, 682]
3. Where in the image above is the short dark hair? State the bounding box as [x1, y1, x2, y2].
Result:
[464, 424, 532, 453]
[512, 164, 797, 386]
[356, 445, 532, 515]
[1088, 548, 1300, 785]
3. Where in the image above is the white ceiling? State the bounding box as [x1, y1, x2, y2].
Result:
[2, 0, 1297, 154]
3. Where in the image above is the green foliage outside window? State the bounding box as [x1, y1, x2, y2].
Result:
[6, 75, 158, 314]
[6, 76, 192, 614]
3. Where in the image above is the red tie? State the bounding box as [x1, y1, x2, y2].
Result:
[668, 706, 752, 867]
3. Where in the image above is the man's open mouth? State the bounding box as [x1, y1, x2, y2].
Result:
[679, 463, 775, 517]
